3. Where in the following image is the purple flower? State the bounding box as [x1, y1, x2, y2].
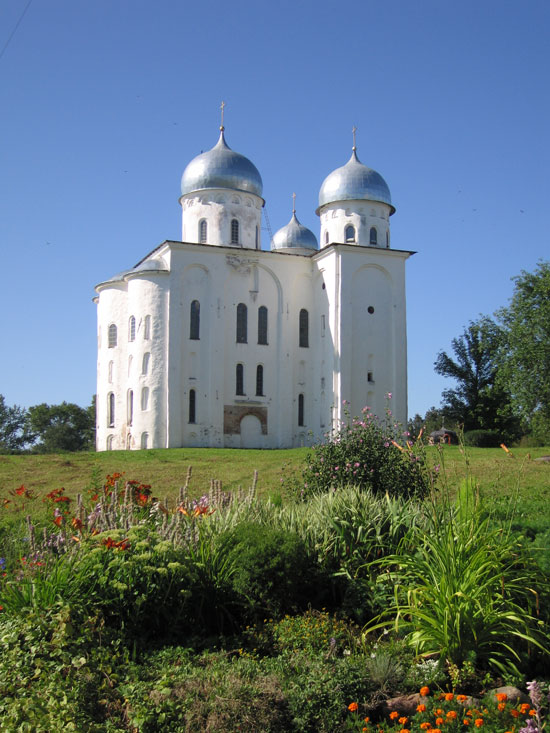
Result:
[384, 442, 390, 447]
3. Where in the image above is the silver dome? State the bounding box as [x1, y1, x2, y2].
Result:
[129, 256, 168, 275]
[317, 150, 394, 214]
[181, 129, 263, 198]
[271, 213, 318, 252]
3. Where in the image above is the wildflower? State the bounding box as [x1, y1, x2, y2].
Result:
[474, 719, 483, 727]
[496, 693, 508, 703]
[416, 704, 427, 713]
[435, 717, 444, 726]
[398, 717, 408, 725]
[420, 724, 431, 730]
[457, 694, 468, 703]
[420, 686, 430, 697]
[348, 702, 358, 712]
[447, 710, 457, 720]
[389, 711, 399, 720]
[498, 703, 506, 711]
[445, 693, 454, 701]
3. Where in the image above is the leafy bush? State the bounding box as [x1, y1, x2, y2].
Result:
[463, 429, 502, 447]
[302, 403, 432, 499]
[216, 521, 322, 621]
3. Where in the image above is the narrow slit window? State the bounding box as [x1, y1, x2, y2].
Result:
[258, 306, 268, 344]
[140, 432, 148, 449]
[190, 300, 200, 340]
[298, 393, 305, 426]
[107, 392, 115, 427]
[143, 315, 151, 340]
[199, 219, 207, 244]
[345, 225, 356, 243]
[106, 435, 114, 450]
[189, 389, 196, 423]
[127, 389, 133, 426]
[236, 364, 244, 395]
[108, 324, 117, 348]
[256, 365, 264, 396]
[141, 386, 149, 411]
[299, 308, 309, 348]
[128, 316, 136, 342]
[370, 227, 377, 245]
[236, 303, 247, 343]
[231, 218, 239, 244]
[324, 230, 329, 244]
[142, 352, 150, 375]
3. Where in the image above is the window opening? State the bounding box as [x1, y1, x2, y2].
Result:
[231, 219, 239, 244]
[256, 365, 264, 396]
[127, 389, 133, 426]
[190, 300, 200, 339]
[107, 393, 115, 427]
[258, 306, 268, 344]
[199, 219, 207, 244]
[142, 352, 150, 375]
[108, 324, 117, 348]
[345, 225, 356, 243]
[189, 389, 196, 423]
[141, 386, 149, 411]
[140, 432, 148, 449]
[299, 308, 309, 348]
[370, 227, 377, 245]
[236, 364, 245, 395]
[144, 315, 151, 340]
[128, 316, 136, 342]
[236, 303, 247, 343]
[106, 435, 114, 451]
[298, 393, 305, 426]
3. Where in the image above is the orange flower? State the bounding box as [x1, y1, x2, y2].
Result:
[399, 729, 410, 733]
[498, 702, 506, 711]
[417, 704, 427, 713]
[348, 702, 358, 712]
[520, 704, 531, 714]
[446, 710, 457, 720]
[399, 717, 408, 725]
[445, 693, 454, 701]
[474, 719, 483, 727]
[364, 718, 370, 723]
[435, 718, 444, 726]
[457, 694, 468, 702]
[463, 721, 470, 727]
[495, 693, 508, 703]
[510, 709, 520, 718]
[420, 686, 430, 697]
[529, 709, 537, 717]
[420, 723, 431, 730]
[389, 711, 399, 720]
[435, 709, 444, 716]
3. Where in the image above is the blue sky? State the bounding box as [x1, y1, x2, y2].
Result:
[1, 0, 549, 419]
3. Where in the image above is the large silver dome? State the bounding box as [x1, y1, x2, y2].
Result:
[271, 213, 318, 252]
[317, 149, 394, 214]
[181, 129, 263, 198]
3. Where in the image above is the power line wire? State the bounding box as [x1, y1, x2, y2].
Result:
[0, 0, 34, 62]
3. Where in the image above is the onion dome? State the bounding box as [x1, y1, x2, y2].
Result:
[317, 148, 394, 214]
[181, 129, 263, 198]
[271, 212, 318, 253]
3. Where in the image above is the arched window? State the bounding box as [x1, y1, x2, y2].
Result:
[190, 300, 200, 340]
[108, 324, 117, 348]
[107, 392, 115, 427]
[236, 364, 244, 395]
[189, 389, 196, 423]
[140, 432, 148, 449]
[199, 219, 207, 244]
[256, 365, 264, 396]
[345, 225, 356, 243]
[143, 315, 151, 340]
[370, 227, 378, 245]
[231, 219, 239, 244]
[299, 309, 309, 348]
[106, 435, 114, 451]
[258, 306, 268, 345]
[142, 352, 150, 375]
[298, 393, 305, 426]
[255, 225, 259, 249]
[128, 316, 136, 342]
[141, 386, 149, 411]
[236, 303, 247, 343]
[127, 389, 133, 426]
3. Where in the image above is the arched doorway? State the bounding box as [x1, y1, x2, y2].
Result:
[240, 414, 263, 448]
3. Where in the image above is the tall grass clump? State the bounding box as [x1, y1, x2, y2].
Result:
[301, 399, 433, 499]
[364, 477, 549, 676]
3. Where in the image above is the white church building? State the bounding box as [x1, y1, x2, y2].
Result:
[94, 123, 413, 450]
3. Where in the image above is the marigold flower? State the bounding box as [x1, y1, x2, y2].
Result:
[445, 693, 454, 701]
[389, 711, 399, 720]
[399, 717, 408, 725]
[364, 717, 370, 723]
[435, 709, 444, 716]
[457, 694, 468, 703]
[529, 709, 537, 716]
[446, 710, 457, 719]
[510, 709, 519, 718]
[420, 723, 431, 730]
[498, 702, 506, 711]
[474, 719, 483, 727]
[436, 718, 444, 726]
[520, 703, 531, 714]
[417, 704, 427, 713]
[420, 686, 430, 697]
[495, 693, 508, 703]
[463, 721, 470, 726]
[399, 729, 410, 733]
[348, 702, 358, 712]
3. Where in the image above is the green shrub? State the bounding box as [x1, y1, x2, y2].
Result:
[463, 429, 502, 447]
[216, 522, 322, 621]
[302, 403, 432, 499]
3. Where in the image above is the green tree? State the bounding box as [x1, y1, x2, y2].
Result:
[26, 401, 95, 453]
[0, 395, 30, 452]
[434, 317, 519, 438]
[497, 260, 550, 441]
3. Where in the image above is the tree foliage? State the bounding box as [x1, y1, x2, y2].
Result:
[0, 395, 30, 453]
[434, 317, 519, 438]
[497, 260, 550, 440]
[26, 401, 95, 453]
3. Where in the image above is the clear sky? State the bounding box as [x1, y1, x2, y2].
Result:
[1, 0, 549, 419]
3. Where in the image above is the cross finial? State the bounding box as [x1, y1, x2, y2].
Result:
[220, 100, 226, 131]
[292, 192, 296, 214]
[352, 125, 357, 151]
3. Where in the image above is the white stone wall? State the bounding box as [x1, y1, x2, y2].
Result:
[318, 200, 392, 248]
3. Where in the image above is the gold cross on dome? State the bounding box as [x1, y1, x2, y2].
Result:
[220, 100, 226, 130]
